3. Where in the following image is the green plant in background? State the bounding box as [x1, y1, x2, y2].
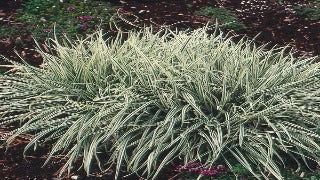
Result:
[293, 6, 320, 20]
[278, 166, 320, 180]
[231, 163, 252, 179]
[0, 25, 20, 39]
[293, 0, 320, 20]
[1, 27, 320, 179]
[16, 0, 116, 40]
[195, 7, 246, 31]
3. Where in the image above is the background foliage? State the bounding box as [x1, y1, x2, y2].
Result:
[195, 7, 246, 31]
[16, 0, 116, 39]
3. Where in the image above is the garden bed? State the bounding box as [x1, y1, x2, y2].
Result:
[1, 0, 320, 179]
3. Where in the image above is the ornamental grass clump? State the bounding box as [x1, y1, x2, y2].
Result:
[1, 27, 320, 179]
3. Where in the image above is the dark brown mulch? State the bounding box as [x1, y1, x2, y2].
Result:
[0, 127, 118, 179]
[0, 142, 62, 179]
[113, 0, 214, 30]
[222, 0, 320, 56]
[0, 126, 62, 179]
[117, 0, 319, 56]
